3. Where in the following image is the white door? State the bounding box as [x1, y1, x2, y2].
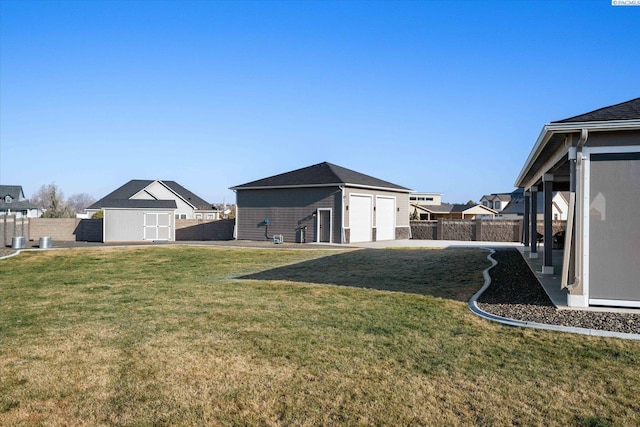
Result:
[376, 196, 395, 241]
[144, 212, 171, 240]
[349, 195, 373, 243]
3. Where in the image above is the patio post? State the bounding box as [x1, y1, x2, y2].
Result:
[529, 186, 538, 258]
[523, 190, 530, 250]
[542, 174, 554, 274]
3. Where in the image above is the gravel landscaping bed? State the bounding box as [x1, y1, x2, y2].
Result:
[0, 248, 16, 258]
[478, 248, 640, 335]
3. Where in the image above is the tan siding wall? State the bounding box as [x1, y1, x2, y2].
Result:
[343, 187, 410, 242]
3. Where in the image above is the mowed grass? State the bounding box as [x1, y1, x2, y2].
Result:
[1, 246, 639, 426]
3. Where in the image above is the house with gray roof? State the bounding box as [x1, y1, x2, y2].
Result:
[479, 192, 512, 213]
[499, 188, 569, 221]
[516, 97, 640, 308]
[0, 185, 40, 218]
[231, 162, 412, 244]
[88, 179, 219, 242]
[411, 202, 496, 220]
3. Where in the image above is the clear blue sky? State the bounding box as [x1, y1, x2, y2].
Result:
[1, 0, 638, 205]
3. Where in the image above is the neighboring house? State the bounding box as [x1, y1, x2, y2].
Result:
[411, 202, 497, 220]
[231, 162, 412, 244]
[88, 179, 219, 242]
[499, 188, 569, 221]
[87, 180, 220, 220]
[479, 192, 512, 213]
[409, 192, 442, 206]
[0, 185, 41, 218]
[516, 96, 640, 308]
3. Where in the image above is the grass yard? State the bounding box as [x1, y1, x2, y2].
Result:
[1, 246, 640, 426]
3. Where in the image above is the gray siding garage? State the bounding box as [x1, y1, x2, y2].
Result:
[231, 162, 412, 244]
[102, 200, 177, 243]
[234, 187, 342, 243]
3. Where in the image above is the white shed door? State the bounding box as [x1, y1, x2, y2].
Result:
[144, 212, 171, 240]
[349, 195, 372, 243]
[376, 196, 395, 241]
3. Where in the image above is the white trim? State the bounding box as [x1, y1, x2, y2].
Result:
[340, 186, 345, 244]
[316, 208, 332, 244]
[143, 211, 172, 241]
[374, 195, 396, 241]
[582, 151, 591, 305]
[568, 294, 588, 308]
[232, 183, 412, 193]
[348, 193, 374, 243]
[589, 299, 640, 309]
[582, 145, 640, 154]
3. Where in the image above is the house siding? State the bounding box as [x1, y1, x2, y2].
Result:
[236, 187, 342, 243]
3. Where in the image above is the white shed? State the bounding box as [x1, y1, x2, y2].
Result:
[102, 200, 177, 243]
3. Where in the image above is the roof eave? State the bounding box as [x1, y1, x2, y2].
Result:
[231, 183, 412, 193]
[515, 119, 640, 188]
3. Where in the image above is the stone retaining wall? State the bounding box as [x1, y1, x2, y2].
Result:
[410, 219, 564, 242]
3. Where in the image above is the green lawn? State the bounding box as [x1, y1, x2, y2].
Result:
[1, 246, 639, 426]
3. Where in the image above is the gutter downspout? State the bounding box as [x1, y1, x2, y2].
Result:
[561, 129, 588, 291]
[232, 189, 238, 240]
[340, 186, 345, 244]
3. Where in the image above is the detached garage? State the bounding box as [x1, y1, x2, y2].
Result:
[102, 200, 177, 243]
[231, 162, 412, 244]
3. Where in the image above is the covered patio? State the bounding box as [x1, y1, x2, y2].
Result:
[515, 97, 640, 309]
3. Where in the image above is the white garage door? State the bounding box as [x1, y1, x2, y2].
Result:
[349, 195, 373, 243]
[144, 212, 171, 240]
[376, 196, 395, 241]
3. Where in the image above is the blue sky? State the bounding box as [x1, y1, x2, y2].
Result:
[1, 0, 638, 204]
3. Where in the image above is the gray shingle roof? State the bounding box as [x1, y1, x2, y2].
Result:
[162, 181, 213, 210]
[231, 162, 411, 192]
[0, 185, 37, 211]
[101, 200, 177, 209]
[89, 180, 213, 210]
[553, 97, 640, 123]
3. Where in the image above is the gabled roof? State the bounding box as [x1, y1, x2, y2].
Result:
[89, 180, 213, 210]
[0, 185, 25, 200]
[553, 97, 640, 123]
[500, 189, 568, 215]
[413, 203, 497, 215]
[480, 192, 512, 202]
[162, 181, 213, 210]
[0, 185, 38, 211]
[231, 162, 411, 192]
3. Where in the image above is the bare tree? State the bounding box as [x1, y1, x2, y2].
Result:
[31, 183, 73, 218]
[67, 193, 96, 215]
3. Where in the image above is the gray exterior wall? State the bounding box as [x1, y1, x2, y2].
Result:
[236, 187, 342, 243]
[585, 130, 640, 148]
